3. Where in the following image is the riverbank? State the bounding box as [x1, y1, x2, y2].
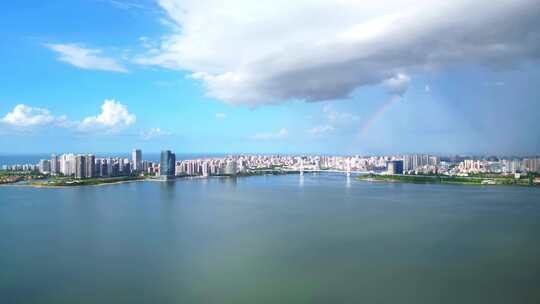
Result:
[9, 170, 298, 187]
[7, 171, 537, 188]
[358, 174, 536, 186]
[29, 176, 149, 187]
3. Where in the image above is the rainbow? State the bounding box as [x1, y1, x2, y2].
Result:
[360, 95, 401, 136]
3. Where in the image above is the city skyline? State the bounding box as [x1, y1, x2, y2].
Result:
[1, 1, 540, 155]
[4, 148, 540, 176]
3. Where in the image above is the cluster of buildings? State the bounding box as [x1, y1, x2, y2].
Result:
[451, 157, 540, 175]
[43, 153, 137, 178]
[2, 151, 540, 179]
[167, 154, 438, 176]
[2, 149, 150, 179]
[387, 155, 540, 176]
[1, 163, 39, 172]
[175, 158, 238, 177]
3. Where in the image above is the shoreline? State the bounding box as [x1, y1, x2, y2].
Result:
[2, 172, 538, 188]
[28, 178, 151, 188]
[3, 176, 151, 188]
[357, 174, 538, 187]
[3, 171, 302, 188]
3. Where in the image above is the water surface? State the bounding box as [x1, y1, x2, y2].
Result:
[1, 174, 539, 303]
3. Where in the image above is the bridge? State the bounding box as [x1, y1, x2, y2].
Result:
[249, 168, 377, 176]
[299, 169, 372, 175]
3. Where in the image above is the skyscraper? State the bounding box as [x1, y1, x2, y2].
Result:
[85, 154, 95, 178]
[403, 155, 413, 172]
[50, 154, 59, 175]
[60, 153, 75, 176]
[387, 160, 403, 175]
[403, 154, 432, 173]
[523, 158, 540, 173]
[39, 159, 51, 174]
[99, 160, 108, 177]
[225, 160, 237, 176]
[112, 162, 120, 176]
[75, 155, 86, 179]
[160, 150, 176, 180]
[118, 158, 125, 174]
[107, 158, 114, 176]
[132, 149, 142, 172]
[95, 159, 102, 177]
[202, 161, 209, 177]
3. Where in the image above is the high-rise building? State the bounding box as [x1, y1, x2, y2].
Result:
[202, 161, 209, 177]
[429, 156, 440, 166]
[59, 155, 68, 175]
[523, 158, 540, 173]
[99, 161, 108, 177]
[69, 154, 76, 176]
[160, 150, 176, 180]
[118, 158, 125, 174]
[132, 149, 142, 172]
[75, 155, 86, 179]
[387, 160, 403, 175]
[403, 155, 413, 172]
[95, 159, 102, 177]
[112, 162, 120, 177]
[59, 153, 75, 176]
[85, 154, 95, 178]
[50, 154, 59, 175]
[403, 154, 432, 173]
[413, 154, 422, 170]
[142, 160, 149, 173]
[124, 162, 131, 174]
[107, 158, 114, 176]
[224, 160, 237, 176]
[39, 159, 51, 174]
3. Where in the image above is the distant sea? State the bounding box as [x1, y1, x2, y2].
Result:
[0, 153, 228, 166]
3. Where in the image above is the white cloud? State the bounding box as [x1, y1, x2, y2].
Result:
[309, 124, 335, 135]
[252, 128, 288, 140]
[108, 0, 145, 10]
[1, 100, 137, 133]
[1, 104, 63, 128]
[141, 127, 171, 140]
[139, 36, 159, 49]
[134, 0, 540, 106]
[215, 112, 227, 119]
[77, 99, 136, 132]
[323, 105, 359, 124]
[47, 43, 128, 73]
[308, 104, 359, 135]
[383, 73, 410, 96]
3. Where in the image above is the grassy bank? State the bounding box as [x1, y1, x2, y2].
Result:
[31, 176, 147, 187]
[358, 174, 533, 186]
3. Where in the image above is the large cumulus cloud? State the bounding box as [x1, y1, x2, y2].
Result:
[135, 0, 540, 105]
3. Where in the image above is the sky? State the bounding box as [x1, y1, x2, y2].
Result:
[1, 0, 539, 155]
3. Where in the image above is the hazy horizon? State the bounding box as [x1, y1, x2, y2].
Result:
[1, 151, 539, 157]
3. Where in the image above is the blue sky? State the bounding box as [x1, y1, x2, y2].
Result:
[1, 0, 539, 155]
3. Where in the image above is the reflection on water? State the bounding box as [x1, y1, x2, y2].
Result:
[217, 176, 237, 192]
[159, 180, 176, 200]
